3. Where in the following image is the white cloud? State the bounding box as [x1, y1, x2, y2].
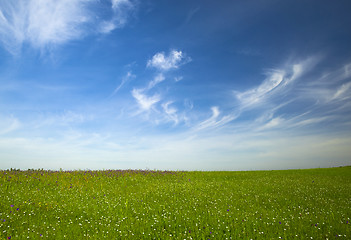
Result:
[0, 2, 27, 54]
[0, 0, 137, 53]
[184, 7, 200, 25]
[184, 99, 194, 110]
[131, 88, 160, 111]
[111, 71, 135, 96]
[318, 62, 351, 85]
[286, 57, 319, 84]
[290, 61, 351, 105]
[291, 117, 330, 128]
[112, 0, 133, 10]
[100, 0, 136, 34]
[195, 106, 236, 131]
[129, 50, 190, 123]
[234, 57, 320, 108]
[37, 111, 90, 127]
[235, 70, 285, 107]
[0, 116, 21, 135]
[0, 0, 93, 53]
[27, 0, 91, 46]
[332, 82, 351, 100]
[148, 73, 165, 89]
[99, 21, 117, 34]
[129, 73, 165, 113]
[174, 76, 183, 82]
[147, 50, 190, 71]
[257, 117, 284, 131]
[162, 101, 179, 124]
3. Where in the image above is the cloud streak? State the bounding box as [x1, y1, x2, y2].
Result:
[234, 57, 321, 109]
[100, 0, 136, 34]
[162, 101, 179, 125]
[111, 71, 135, 97]
[230, 58, 351, 136]
[147, 73, 165, 89]
[0, 116, 21, 135]
[194, 107, 236, 131]
[332, 82, 351, 101]
[235, 70, 285, 107]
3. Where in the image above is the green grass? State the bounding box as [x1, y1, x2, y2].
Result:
[1, 167, 350, 239]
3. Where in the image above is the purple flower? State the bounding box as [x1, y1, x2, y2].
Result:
[10, 205, 14, 207]
[227, 209, 229, 212]
[189, 230, 191, 233]
[16, 208, 19, 211]
[347, 221, 349, 224]
[8, 237, 11, 239]
[279, 222, 281, 224]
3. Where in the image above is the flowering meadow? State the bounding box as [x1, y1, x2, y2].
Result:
[0, 167, 350, 239]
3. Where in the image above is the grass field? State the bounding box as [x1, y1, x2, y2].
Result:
[1, 167, 350, 239]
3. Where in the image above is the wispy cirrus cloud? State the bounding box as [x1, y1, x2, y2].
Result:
[256, 117, 284, 131]
[111, 71, 135, 97]
[147, 50, 191, 72]
[332, 82, 351, 101]
[194, 106, 236, 131]
[0, 116, 21, 135]
[162, 101, 179, 125]
[234, 57, 320, 109]
[232, 58, 351, 134]
[131, 88, 160, 112]
[174, 76, 183, 82]
[147, 73, 165, 89]
[291, 61, 351, 105]
[129, 73, 164, 113]
[0, 0, 137, 54]
[130, 49, 191, 121]
[235, 70, 285, 108]
[169, 56, 348, 135]
[0, 0, 92, 54]
[34, 111, 92, 129]
[100, 0, 137, 34]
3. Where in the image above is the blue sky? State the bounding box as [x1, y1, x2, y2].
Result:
[1, 0, 351, 170]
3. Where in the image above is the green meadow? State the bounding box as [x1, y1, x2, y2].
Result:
[1, 167, 350, 239]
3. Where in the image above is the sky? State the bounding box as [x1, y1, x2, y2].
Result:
[0, 0, 351, 171]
